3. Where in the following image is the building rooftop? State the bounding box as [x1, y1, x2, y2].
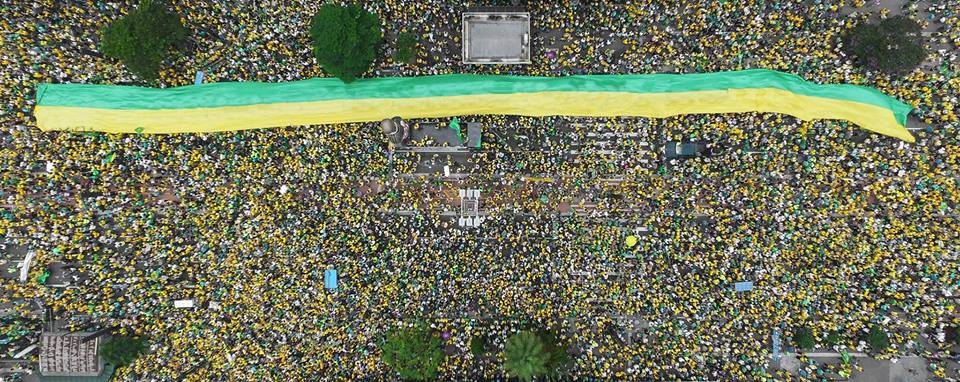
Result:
[462, 11, 531, 64]
[39, 332, 101, 377]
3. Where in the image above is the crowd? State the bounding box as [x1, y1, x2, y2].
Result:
[1, 0, 960, 381]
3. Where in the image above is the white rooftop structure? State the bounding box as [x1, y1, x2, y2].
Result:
[458, 189, 483, 228]
[39, 332, 101, 377]
[462, 9, 531, 64]
[18, 251, 34, 283]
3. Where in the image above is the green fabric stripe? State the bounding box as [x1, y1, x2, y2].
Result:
[36, 69, 911, 122]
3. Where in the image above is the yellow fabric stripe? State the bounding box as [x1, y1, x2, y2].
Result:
[34, 89, 915, 142]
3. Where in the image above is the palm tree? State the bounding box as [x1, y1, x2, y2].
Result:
[380, 327, 443, 381]
[504, 331, 550, 381]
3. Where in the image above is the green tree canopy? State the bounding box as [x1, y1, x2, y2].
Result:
[394, 32, 418, 65]
[538, 329, 572, 377]
[470, 334, 488, 357]
[842, 15, 926, 75]
[100, 335, 148, 366]
[864, 325, 890, 352]
[792, 326, 815, 351]
[945, 326, 959, 346]
[825, 330, 842, 346]
[310, 4, 383, 83]
[100, 0, 187, 81]
[504, 331, 550, 381]
[380, 327, 443, 381]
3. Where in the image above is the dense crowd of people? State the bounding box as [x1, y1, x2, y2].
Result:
[2, 0, 960, 381]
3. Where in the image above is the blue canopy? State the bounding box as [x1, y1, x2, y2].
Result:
[324, 269, 338, 290]
[734, 281, 754, 292]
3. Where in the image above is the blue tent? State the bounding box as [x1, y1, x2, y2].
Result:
[734, 281, 753, 292]
[324, 269, 337, 290]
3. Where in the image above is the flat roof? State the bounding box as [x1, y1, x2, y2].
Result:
[462, 12, 531, 64]
[39, 332, 101, 377]
[466, 122, 481, 149]
[466, 6, 526, 13]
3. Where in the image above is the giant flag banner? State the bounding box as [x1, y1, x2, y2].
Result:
[34, 69, 914, 142]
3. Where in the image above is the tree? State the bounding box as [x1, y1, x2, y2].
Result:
[310, 4, 383, 83]
[470, 334, 488, 357]
[539, 330, 572, 378]
[380, 327, 443, 381]
[825, 330, 842, 346]
[394, 32, 417, 65]
[100, 335, 147, 366]
[100, 0, 187, 81]
[864, 325, 890, 352]
[792, 326, 815, 351]
[945, 326, 959, 347]
[503, 331, 550, 382]
[842, 15, 926, 75]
